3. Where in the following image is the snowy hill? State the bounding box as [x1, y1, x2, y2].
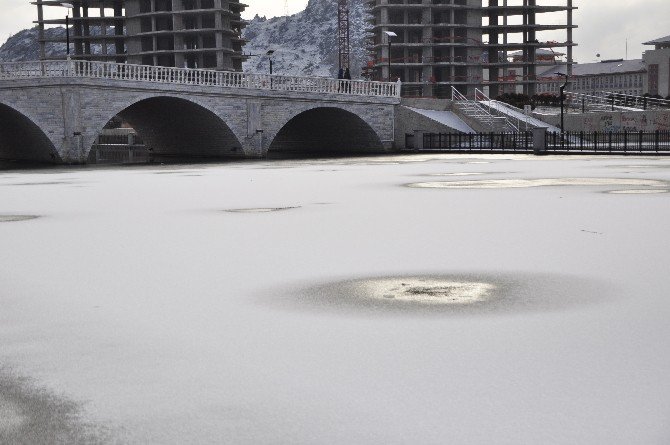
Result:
[0, 0, 371, 78]
[0, 27, 68, 62]
[242, 0, 372, 78]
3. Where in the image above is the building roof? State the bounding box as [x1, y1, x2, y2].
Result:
[539, 59, 645, 78]
[643, 35, 670, 45]
[509, 49, 565, 57]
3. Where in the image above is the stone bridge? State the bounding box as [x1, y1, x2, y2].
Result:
[0, 60, 401, 163]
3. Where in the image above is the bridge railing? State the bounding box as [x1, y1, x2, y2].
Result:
[0, 60, 401, 99]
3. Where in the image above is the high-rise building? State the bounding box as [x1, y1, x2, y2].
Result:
[32, 0, 248, 71]
[366, 0, 576, 98]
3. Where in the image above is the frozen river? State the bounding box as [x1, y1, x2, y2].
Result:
[1, 154, 669, 444]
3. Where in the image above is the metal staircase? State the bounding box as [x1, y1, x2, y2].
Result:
[451, 87, 514, 132]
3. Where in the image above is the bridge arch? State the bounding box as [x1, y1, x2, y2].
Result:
[267, 106, 386, 157]
[0, 102, 61, 163]
[89, 95, 245, 161]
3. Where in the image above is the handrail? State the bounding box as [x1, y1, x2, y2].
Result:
[0, 59, 401, 99]
[474, 88, 521, 132]
[451, 87, 513, 132]
[565, 91, 670, 112]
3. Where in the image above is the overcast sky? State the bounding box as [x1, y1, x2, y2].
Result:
[1, 0, 668, 63]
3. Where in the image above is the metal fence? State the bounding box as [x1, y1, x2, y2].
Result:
[410, 130, 670, 154]
[421, 132, 535, 152]
[547, 130, 670, 153]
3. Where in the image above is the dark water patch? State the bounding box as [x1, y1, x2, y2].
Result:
[262, 272, 612, 317]
[3, 181, 77, 187]
[0, 368, 112, 444]
[0, 215, 40, 223]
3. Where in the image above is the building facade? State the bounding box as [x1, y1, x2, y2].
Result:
[32, 0, 248, 71]
[537, 59, 646, 97]
[365, 0, 576, 98]
[643, 35, 670, 98]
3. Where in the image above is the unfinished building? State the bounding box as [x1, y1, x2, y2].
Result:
[31, 0, 248, 71]
[366, 0, 576, 98]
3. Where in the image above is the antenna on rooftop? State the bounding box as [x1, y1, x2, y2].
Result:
[284, 0, 289, 17]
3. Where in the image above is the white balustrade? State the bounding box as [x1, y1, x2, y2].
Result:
[0, 60, 400, 99]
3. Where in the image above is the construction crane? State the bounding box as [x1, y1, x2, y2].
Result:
[337, 0, 350, 72]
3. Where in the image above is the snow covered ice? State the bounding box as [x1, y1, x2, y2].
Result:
[1, 154, 670, 444]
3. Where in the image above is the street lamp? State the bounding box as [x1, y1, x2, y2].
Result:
[383, 31, 397, 83]
[59, 3, 74, 57]
[555, 72, 569, 133]
[266, 50, 275, 75]
[266, 50, 275, 89]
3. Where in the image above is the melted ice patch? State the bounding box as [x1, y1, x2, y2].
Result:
[407, 178, 667, 189]
[361, 278, 495, 305]
[223, 207, 299, 213]
[0, 215, 40, 223]
[607, 189, 668, 195]
[0, 397, 25, 431]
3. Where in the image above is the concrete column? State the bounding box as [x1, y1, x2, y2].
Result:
[37, 3, 46, 60]
[72, 2, 84, 56]
[100, 6, 108, 56]
[82, 5, 91, 56]
[59, 87, 86, 163]
[114, 1, 125, 62]
[567, 0, 574, 78]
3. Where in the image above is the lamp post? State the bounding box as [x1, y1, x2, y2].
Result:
[383, 31, 397, 83]
[266, 49, 275, 89]
[59, 3, 74, 58]
[555, 72, 569, 133]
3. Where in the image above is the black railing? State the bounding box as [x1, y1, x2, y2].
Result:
[547, 130, 670, 153]
[408, 131, 670, 154]
[420, 132, 534, 152]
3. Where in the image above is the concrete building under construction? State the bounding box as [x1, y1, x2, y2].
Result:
[365, 0, 576, 98]
[32, 0, 248, 71]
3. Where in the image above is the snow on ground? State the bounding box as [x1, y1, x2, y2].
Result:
[1, 154, 670, 444]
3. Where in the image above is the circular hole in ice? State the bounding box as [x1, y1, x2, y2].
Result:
[405, 178, 668, 189]
[268, 273, 614, 316]
[0, 215, 40, 223]
[360, 278, 495, 305]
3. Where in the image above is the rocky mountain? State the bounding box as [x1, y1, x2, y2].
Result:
[0, 0, 372, 78]
[0, 27, 68, 62]
[242, 0, 372, 78]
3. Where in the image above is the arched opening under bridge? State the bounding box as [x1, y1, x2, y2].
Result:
[0, 103, 60, 164]
[89, 96, 243, 164]
[267, 107, 385, 158]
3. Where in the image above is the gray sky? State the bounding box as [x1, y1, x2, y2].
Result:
[1, 0, 668, 63]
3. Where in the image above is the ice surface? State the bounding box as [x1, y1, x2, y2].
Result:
[1, 155, 670, 444]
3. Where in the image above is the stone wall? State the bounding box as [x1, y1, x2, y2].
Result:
[0, 77, 397, 163]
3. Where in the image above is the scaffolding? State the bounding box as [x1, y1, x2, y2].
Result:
[365, 0, 576, 99]
[338, 0, 350, 71]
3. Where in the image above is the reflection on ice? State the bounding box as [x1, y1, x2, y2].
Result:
[406, 178, 668, 189]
